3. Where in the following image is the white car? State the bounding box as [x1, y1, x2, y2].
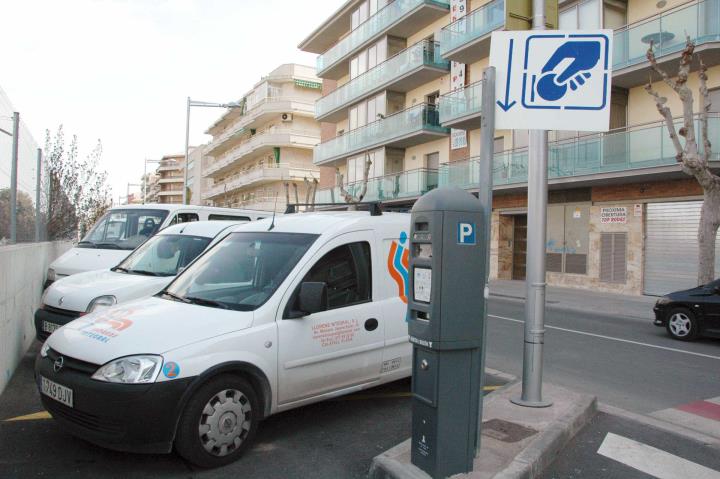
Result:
[46, 204, 269, 286]
[37, 211, 412, 467]
[35, 221, 241, 341]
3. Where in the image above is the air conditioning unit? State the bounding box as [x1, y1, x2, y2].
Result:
[281, 112, 293, 122]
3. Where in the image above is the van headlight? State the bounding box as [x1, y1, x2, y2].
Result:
[40, 342, 51, 358]
[87, 295, 117, 313]
[47, 268, 56, 282]
[91, 355, 163, 384]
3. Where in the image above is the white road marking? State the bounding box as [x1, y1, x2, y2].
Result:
[597, 432, 720, 479]
[488, 314, 720, 361]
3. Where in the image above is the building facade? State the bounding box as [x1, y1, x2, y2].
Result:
[202, 64, 323, 212]
[156, 154, 185, 204]
[300, 0, 720, 295]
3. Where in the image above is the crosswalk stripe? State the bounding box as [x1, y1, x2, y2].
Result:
[597, 432, 720, 479]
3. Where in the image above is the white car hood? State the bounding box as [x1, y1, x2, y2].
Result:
[44, 269, 171, 313]
[50, 247, 132, 276]
[48, 297, 254, 366]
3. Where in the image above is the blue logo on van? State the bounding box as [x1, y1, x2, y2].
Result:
[163, 362, 180, 379]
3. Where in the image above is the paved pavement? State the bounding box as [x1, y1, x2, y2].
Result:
[541, 411, 720, 479]
[0, 343, 506, 479]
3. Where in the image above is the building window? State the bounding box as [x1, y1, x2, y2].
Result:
[559, 0, 600, 29]
[546, 205, 589, 275]
[600, 232, 627, 283]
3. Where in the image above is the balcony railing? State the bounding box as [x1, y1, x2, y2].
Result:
[314, 103, 448, 165]
[316, 168, 438, 203]
[614, 0, 720, 70]
[439, 116, 720, 187]
[438, 0, 505, 57]
[316, 0, 450, 76]
[439, 79, 483, 125]
[203, 163, 319, 199]
[316, 40, 449, 120]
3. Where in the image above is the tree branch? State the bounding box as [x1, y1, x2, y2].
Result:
[698, 57, 712, 166]
[357, 153, 372, 202]
[644, 82, 684, 161]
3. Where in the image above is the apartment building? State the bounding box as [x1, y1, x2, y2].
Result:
[141, 171, 160, 204]
[300, 0, 720, 295]
[186, 145, 208, 205]
[202, 64, 322, 211]
[156, 153, 185, 204]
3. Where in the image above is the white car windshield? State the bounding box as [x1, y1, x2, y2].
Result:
[79, 209, 170, 250]
[161, 232, 318, 311]
[113, 234, 212, 277]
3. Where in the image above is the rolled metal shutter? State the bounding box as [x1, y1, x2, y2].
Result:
[644, 201, 720, 295]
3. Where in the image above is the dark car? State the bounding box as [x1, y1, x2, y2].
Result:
[653, 279, 720, 341]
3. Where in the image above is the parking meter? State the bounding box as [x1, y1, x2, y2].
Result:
[408, 187, 486, 478]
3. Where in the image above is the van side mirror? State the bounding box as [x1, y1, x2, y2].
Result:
[288, 282, 328, 318]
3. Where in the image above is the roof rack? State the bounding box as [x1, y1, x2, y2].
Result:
[284, 202, 383, 216]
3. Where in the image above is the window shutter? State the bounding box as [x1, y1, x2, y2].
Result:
[600, 233, 627, 283]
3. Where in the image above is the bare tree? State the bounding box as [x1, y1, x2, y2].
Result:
[645, 38, 720, 285]
[335, 153, 372, 210]
[303, 177, 319, 211]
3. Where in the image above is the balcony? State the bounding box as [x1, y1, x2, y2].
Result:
[438, 0, 505, 64]
[314, 103, 449, 166]
[439, 79, 483, 129]
[204, 128, 319, 177]
[315, 0, 450, 80]
[315, 168, 438, 203]
[158, 176, 184, 184]
[205, 97, 316, 156]
[316, 40, 449, 123]
[439, 116, 720, 189]
[613, 0, 720, 88]
[203, 163, 319, 200]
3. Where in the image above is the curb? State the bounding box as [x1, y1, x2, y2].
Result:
[489, 293, 653, 322]
[485, 367, 517, 384]
[494, 395, 597, 479]
[598, 403, 720, 449]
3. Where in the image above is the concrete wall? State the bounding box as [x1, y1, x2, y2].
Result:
[0, 242, 72, 395]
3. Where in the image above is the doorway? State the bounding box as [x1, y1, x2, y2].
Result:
[512, 215, 527, 280]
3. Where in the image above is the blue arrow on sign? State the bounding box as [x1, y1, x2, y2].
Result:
[496, 38, 517, 112]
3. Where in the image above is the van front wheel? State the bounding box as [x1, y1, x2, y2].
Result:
[175, 375, 259, 468]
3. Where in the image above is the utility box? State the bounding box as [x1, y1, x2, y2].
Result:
[408, 187, 487, 478]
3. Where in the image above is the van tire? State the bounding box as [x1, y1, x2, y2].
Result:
[175, 374, 259, 468]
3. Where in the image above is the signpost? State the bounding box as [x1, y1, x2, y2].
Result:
[489, 20, 612, 407]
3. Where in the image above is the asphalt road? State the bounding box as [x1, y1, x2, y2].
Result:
[486, 298, 720, 414]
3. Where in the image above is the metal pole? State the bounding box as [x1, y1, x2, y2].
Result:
[35, 148, 42, 242]
[512, 0, 552, 408]
[143, 160, 148, 204]
[10, 112, 19, 244]
[476, 66, 496, 457]
[183, 96, 191, 205]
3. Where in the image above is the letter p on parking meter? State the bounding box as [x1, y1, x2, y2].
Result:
[407, 187, 487, 478]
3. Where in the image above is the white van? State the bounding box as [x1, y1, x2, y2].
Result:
[35, 221, 242, 342]
[37, 210, 412, 467]
[46, 204, 269, 286]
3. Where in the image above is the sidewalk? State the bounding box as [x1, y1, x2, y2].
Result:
[489, 280, 657, 320]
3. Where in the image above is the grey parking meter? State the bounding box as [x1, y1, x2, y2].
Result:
[408, 187, 486, 478]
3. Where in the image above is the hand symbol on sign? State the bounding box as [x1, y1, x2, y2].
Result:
[536, 41, 602, 101]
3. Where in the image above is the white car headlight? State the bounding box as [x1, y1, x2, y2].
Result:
[87, 295, 117, 313]
[47, 268, 56, 282]
[91, 355, 163, 384]
[40, 342, 51, 358]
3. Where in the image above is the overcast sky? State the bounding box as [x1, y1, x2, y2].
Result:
[1, 0, 340, 201]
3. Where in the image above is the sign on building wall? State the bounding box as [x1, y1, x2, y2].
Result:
[449, 0, 467, 150]
[601, 207, 627, 224]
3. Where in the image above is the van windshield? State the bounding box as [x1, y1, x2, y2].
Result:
[79, 209, 170, 250]
[162, 232, 318, 311]
[113, 234, 211, 277]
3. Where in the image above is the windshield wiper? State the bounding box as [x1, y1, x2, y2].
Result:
[184, 296, 230, 310]
[160, 291, 190, 303]
[94, 243, 122, 250]
[112, 266, 130, 273]
[129, 269, 162, 277]
[77, 241, 96, 248]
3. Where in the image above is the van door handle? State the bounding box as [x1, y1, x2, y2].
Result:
[364, 318, 379, 331]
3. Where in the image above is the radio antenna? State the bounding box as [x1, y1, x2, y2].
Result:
[268, 193, 278, 231]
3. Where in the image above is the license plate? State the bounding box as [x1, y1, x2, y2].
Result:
[42, 321, 61, 334]
[40, 376, 73, 408]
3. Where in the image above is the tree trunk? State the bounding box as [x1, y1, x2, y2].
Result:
[698, 187, 720, 284]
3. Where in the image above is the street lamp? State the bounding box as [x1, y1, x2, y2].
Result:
[183, 97, 242, 205]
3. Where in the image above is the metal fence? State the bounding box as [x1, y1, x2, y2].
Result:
[0, 85, 47, 244]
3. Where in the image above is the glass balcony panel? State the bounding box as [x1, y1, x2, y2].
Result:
[439, 80, 483, 124]
[316, 0, 450, 74]
[439, 0, 505, 56]
[614, 0, 720, 70]
[315, 168, 438, 203]
[316, 40, 448, 118]
[314, 104, 447, 164]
